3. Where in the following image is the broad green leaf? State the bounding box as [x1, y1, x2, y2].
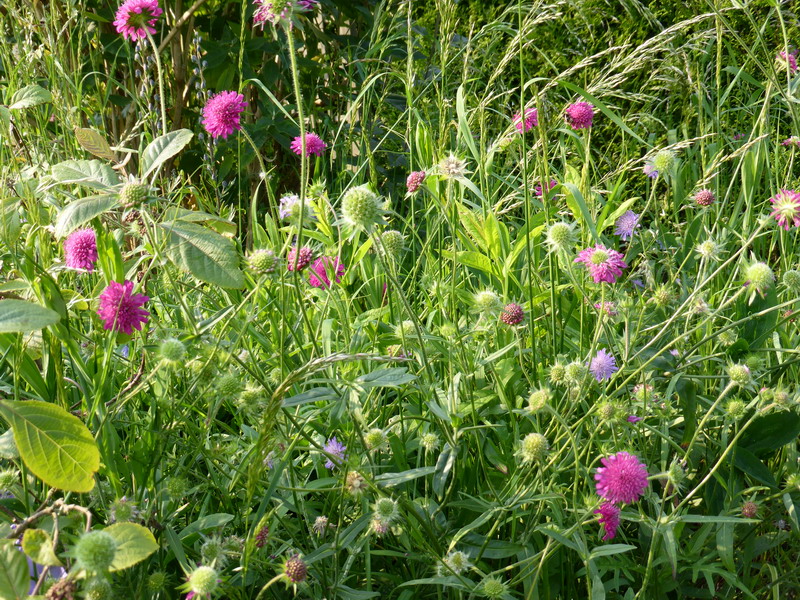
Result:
[9, 84, 52, 110]
[356, 367, 416, 389]
[0, 199, 22, 243]
[104, 523, 158, 571]
[283, 387, 338, 407]
[22, 529, 63, 567]
[162, 207, 236, 236]
[0, 400, 99, 492]
[0, 540, 28, 600]
[0, 300, 60, 333]
[589, 544, 637, 559]
[741, 412, 800, 455]
[733, 446, 776, 487]
[141, 129, 193, 178]
[51, 159, 120, 190]
[562, 183, 599, 243]
[54, 195, 119, 238]
[178, 514, 234, 540]
[456, 85, 480, 164]
[0, 429, 18, 459]
[74, 128, 115, 161]
[0, 107, 10, 135]
[160, 221, 245, 289]
[374, 466, 435, 487]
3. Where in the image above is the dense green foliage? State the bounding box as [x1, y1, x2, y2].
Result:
[0, 0, 799, 599]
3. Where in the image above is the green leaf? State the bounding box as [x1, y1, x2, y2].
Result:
[374, 466, 435, 487]
[0, 400, 100, 492]
[456, 85, 480, 164]
[0, 540, 29, 600]
[104, 523, 158, 571]
[141, 129, 193, 178]
[355, 368, 416, 389]
[562, 183, 599, 243]
[733, 446, 776, 487]
[54, 195, 119, 238]
[178, 514, 234, 541]
[51, 159, 120, 190]
[0, 300, 60, 333]
[0, 199, 21, 243]
[740, 412, 800, 456]
[8, 84, 52, 110]
[0, 429, 18, 459]
[588, 544, 637, 559]
[283, 387, 338, 407]
[74, 128, 115, 162]
[22, 529, 63, 567]
[160, 221, 244, 289]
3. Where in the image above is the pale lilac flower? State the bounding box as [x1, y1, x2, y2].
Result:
[574, 244, 628, 284]
[627, 415, 642, 423]
[97, 280, 150, 335]
[64, 228, 98, 271]
[513, 108, 538, 133]
[595, 451, 649, 504]
[589, 348, 618, 381]
[291, 132, 327, 157]
[614, 211, 640, 241]
[202, 91, 247, 139]
[643, 163, 658, 178]
[594, 502, 620, 541]
[323, 437, 346, 469]
[565, 102, 594, 129]
[113, 0, 162, 41]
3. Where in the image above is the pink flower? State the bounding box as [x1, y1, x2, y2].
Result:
[594, 502, 620, 540]
[595, 451, 649, 504]
[513, 108, 538, 133]
[113, 0, 163, 41]
[574, 244, 627, 284]
[781, 136, 800, 148]
[287, 246, 313, 271]
[97, 280, 150, 335]
[694, 189, 715, 207]
[500, 303, 524, 325]
[202, 91, 247, 139]
[406, 171, 426, 193]
[253, 0, 292, 27]
[769, 189, 800, 230]
[291, 132, 327, 157]
[309, 256, 344, 288]
[64, 228, 98, 272]
[535, 180, 557, 197]
[565, 101, 595, 130]
[777, 50, 798, 74]
[297, 0, 318, 8]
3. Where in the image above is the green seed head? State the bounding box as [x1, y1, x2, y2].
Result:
[474, 290, 501, 314]
[725, 399, 746, 420]
[84, 578, 113, 600]
[527, 388, 551, 413]
[727, 363, 751, 386]
[373, 497, 399, 523]
[158, 338, 186, 364]
[379, 230, 405, 261]
[0, 468, 18, 491]
[248, 249, 279, 274]
[545, 222, 577, 252]
[74, 530, 117, 573]
[341, 185, 382, 231]
[215, 373, 242, 399]
[518, 433, 548, 464]
[147, 572, 168, 592]
[119, 182, 149, 206]
[365, 428, 389, 452]
[549, 363, 567, 385]
[480, 576, 507, 599]
[395, 320, 416, 340]
[564, 361, 588, 386]
[717, 328, 737, 346]
[420, 433, 440, 452]
[783, 269, 800, 292]
[188, 566, 219, 596]
[744, 261, 774, 293]
[652, 149, 675, 173]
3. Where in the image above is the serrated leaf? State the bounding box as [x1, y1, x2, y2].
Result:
[22, 529, 63, 567]
[141, 129, 193, 178]
[160, 221, 244, 288]
[0, 540, 29, 600]
[0, 400, 99, 493]
[104, 523, 158, 571]
[54, 195, 118, 238]
[74, 128, 115, 161]
[0, 429, 17, 459]
[0, 300, 60, 333]
[9, 84, 52, 110]
[51, 159, 119, 190]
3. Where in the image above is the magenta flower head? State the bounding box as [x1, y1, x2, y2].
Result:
[595, 451, 649, 504]
[291, 132, 327, 157]
[202, 91, 247, 139]
[500, 303, 524, 325]
[64, 228, 98, 272]
[594, 502, 620, 541]
[297, 0, 318, 9]
[769, 189, 800, 230]
[287, 246, 313, 271]
[323, 437, 346, 469]
[565, 101, 595, 129]
[574, 244, 627, 284]
[782, 136, 800, 148]
[309, 256, 344, 289]
[777, 50, 798, 74]
[97, 280, 150, 335]
[535, 180, 558, 197]
[694, 189, 715, 207]
[589, 348, 618, 381]
[613, 210, 640, 241]
[513, 108, 538, 134]
[113, 0, 163, 41]
[253, 0, 292, 27]
[406, 171, 426, 194]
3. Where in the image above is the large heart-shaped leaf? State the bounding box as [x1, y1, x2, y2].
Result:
[0, 540, 28, 600]
[51, 160, 120, 190]
[104, 523, 158, 571]
[54, 195, 118, 238]
[0, 400, 99, 493]
[160, 220, 244, 289]
[141, 129, 193, 178]
[0, 300, 60, 333]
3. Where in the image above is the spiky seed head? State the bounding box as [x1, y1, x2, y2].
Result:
[480, 576, 507, 599]
[725, 399, 746, 419]
[420, 433, 440, 452]
[373, 497, 399, 523]
[782, 269, 800, 292]
[696, 239, 722, 260]
[74, 531, 117, 573]
[727, 363, 751, 386]
[443, 550, 471, 574]
[201, 536, 228, 568]
[84, 578, 113, 600]
[0, 469, 18, 491]
[474, 290, 502, 314]
[564, 361, 588, 386]
[527, 388, 551, 413]
[438, 154, 469, 179]
[395, 320, 415, 339]
[652, 150, 675, 173]
[158, 338, 186, 364]
[379, 230, 405, 260]
[188, 566, 219, 596]
[215, 373, 242, 399]
[365, 428, 389, 452]
[518, 433, 549, 464]
[718, 328, 737, 346]
[545, 222, 577, 252]
[147, 572, 167, 592]
[666, 462, 685, 489]
[651, 285, 672, 307]
[248, 249, 279, 274]
[119, 182, 149, 206]
[345, 471, 367, 496]
[549, 363, 567, 385]
[341, 185, 382, 231]
[786, 473, 800, 490]
[596, 401, 617, 422]
[744, 261, 774, 294]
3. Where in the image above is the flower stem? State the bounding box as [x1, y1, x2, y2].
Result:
[146, 32, 168, 136]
